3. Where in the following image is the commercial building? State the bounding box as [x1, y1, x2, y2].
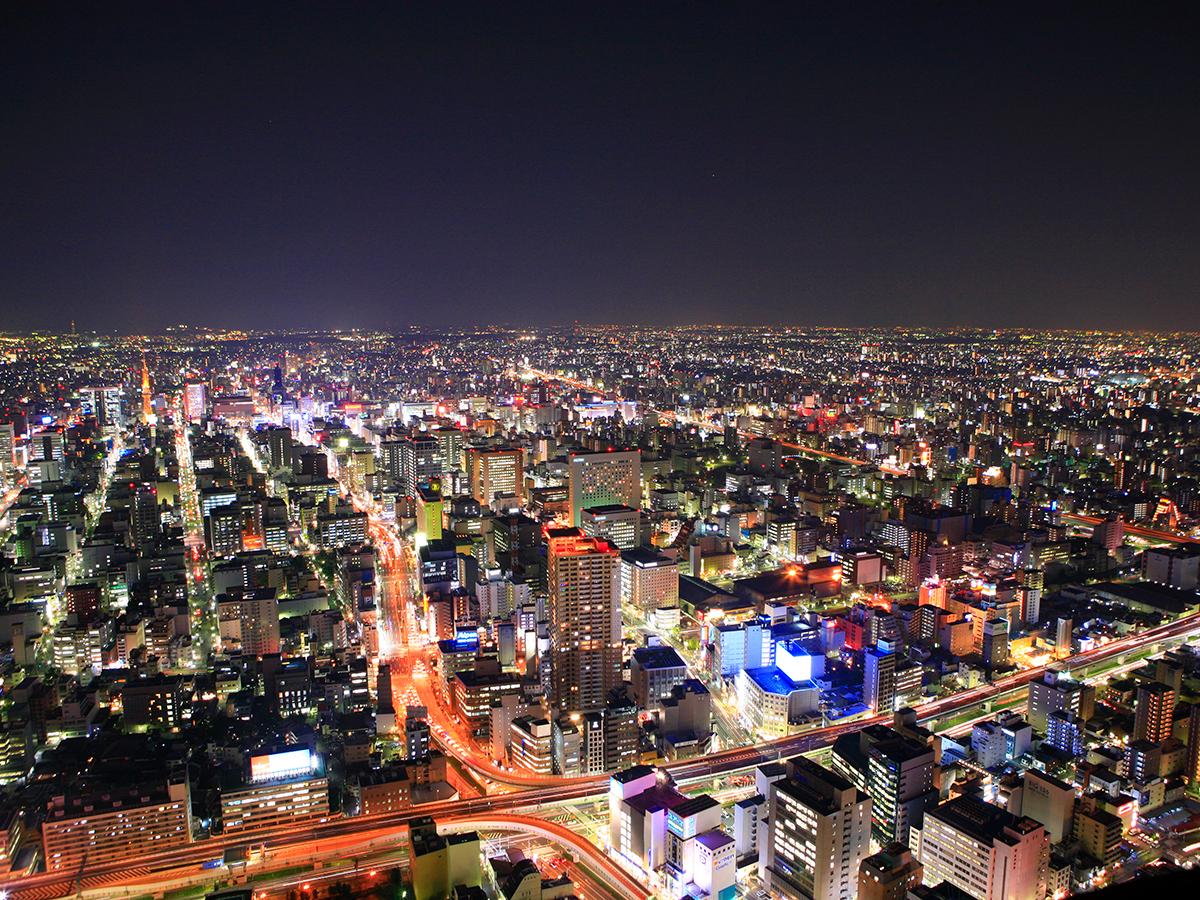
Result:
[568, 449, 641, 526]
[1020, 771, 1076, 845]
[917, 795, 1049, 900]
[467, 447, 523, 508]
[217, 589, 281, 656]
[509, 716, 553, 776]
[580, 504, 640, 551]
[631, 645, 688, 708]
[764, 757, 871, 900]
[621, 547, 679, 614]
[220, 746, 329, 836]
[832, 724, 938, 846]
[42, 780, 191, 872]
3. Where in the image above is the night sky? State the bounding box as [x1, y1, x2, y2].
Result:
[3, 4, 1198, 332]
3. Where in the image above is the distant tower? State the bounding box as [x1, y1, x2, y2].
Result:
[141, 353, 157, 426]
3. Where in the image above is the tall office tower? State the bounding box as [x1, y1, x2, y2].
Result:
[80, 385, 125, 430]
[547, 527, 621, 714]
[128, 484, 161, 550]
[379, 438, 405, 490]
[568, 449, 641, 526]
[0, 422, 14, 479]
[1133, 681, 1176, 744]
[832, 725, 938, 846]
[864, 646, 897, 713]
[217, 589, 281, 656]
[917, 796, 1049, 900]
[377, 663, 394, 716]
[1187, 704, 1200, 785]
[433, 426, 465, 476]
[183, 381, 207, 421]
[1027, 670, 1092, 733]
[764, 757, 871, 900]
[402, 435, 442, 496]
[1018, 567, 1044, 623]
[868, 737, 937, 846]
[857, 844, 923, 900]
[266, 426, 293, 472]
[466, 447, 523, 508]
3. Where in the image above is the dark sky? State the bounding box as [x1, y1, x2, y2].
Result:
[3, 3, 1198, 332]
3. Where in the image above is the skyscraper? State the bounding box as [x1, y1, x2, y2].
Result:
[128, 484, 162, 550]
[864, 646, 896, 713]
[764, 756, 871, 900]
[266, 426, 293, 472]
[568, 449, 641, 526]
[1133, 681, 1175, 744]
[547, 527, 621, 714]
[183, 381, 207, 421]
[402, 435, 442, 496]
[80, 385, 125, 430]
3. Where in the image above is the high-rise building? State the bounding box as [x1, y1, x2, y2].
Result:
[509, 716, 553, 776]
[433, 426, 465, 476]
[183, 381, 207, 421]
[1133, 681, 1175, 744]
[1186, 703, 1200, 785]
[1044, 710, 1085, 758]
[832, 724, 938, 846]
[80, 385, 124, 430]
[1072, 798, 1122, 869]
[620, 546, 679, 614]
[917, 795, 1049, 900]
[864, 646, 897, 713]
[128, 483, 162, 550]
[568, 449, 641, 526]
[221, 747, 328, 836]
[402, 435, 442, 496]
[981, 618, 1009, 668]
[1018, 567, 1044, 624]
[0, 422, 16, 478]
[547, 527, 621, 714]
[266, 426, 293, 472]
[764, 756, 871, 900]
[466, 447, 523, 508]
[1020, 770, 1076, 844]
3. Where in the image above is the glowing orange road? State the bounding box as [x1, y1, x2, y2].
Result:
[1062, 512, 1193, 545]
[441, 815, 653, 900]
